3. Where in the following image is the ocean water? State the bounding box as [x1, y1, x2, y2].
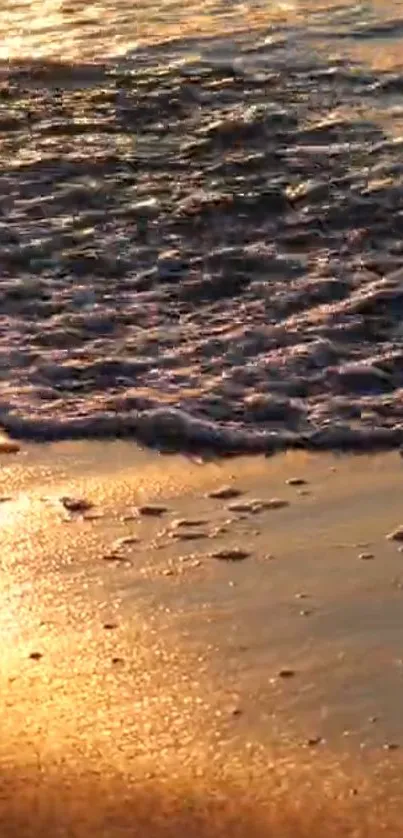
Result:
[1, 0, 403, 453]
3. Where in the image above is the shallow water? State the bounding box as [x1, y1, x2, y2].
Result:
[1, 0, 403, 452]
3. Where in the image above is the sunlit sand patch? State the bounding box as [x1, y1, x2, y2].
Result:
[0, 443, 403, 833]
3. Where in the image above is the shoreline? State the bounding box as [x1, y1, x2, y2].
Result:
[1, 407, 403, 456]
[1, 440, 403, 833]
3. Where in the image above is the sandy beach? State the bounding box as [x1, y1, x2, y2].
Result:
[0, 440, 402, 835]
[1, 0, 403, 833]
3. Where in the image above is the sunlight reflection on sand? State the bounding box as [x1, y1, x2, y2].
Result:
[0, 0, 301, 60]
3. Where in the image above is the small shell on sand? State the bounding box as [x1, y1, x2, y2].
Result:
[0, 437, 20, 454]
[60, 496, 93, 512]
[208, 486, 242, 500]
[211, 547, 250, 561]
[137, 504, 168, 516]
[387, 526, 403, 542]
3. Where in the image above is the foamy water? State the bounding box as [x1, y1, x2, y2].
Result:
[0, 0, 403, 452]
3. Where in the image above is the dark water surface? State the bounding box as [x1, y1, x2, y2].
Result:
[1, 0, 403, 452]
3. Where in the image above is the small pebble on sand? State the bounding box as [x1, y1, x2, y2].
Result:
[113, 536, 140, 549]
[208, 486, 242, 500]
[229, 498, 289, 513]
[306, 736, 323, 747]
[209, 526, 229, 537]
[261, 499, 289, 510]
[384, 743, 399, 751]
[103, 622, 117, 630]
[286, 478, 307, 486]
[278, 668, 296, 679]
[60, 496, 93, 512]
[102, 552, 128, 563]
[0, 438, 20, 454]
[211, 547, 250, 561]
[0, 496, 12, 503]
[28, 651, 43, 661]
[387, 526, 403, 542]
[170, 531, 209, 541]
[359, 552, 375, 560]
[137, 504, 168, 516]
[228, 500, 263, 514]
[171, 518, 207, 528]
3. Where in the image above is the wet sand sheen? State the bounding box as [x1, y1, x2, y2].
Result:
[1, 442, 403, 834]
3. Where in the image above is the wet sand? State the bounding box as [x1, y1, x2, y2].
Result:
[1, 441, 403, 834]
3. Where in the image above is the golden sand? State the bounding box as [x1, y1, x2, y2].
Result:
[0, 441, 402, 834]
